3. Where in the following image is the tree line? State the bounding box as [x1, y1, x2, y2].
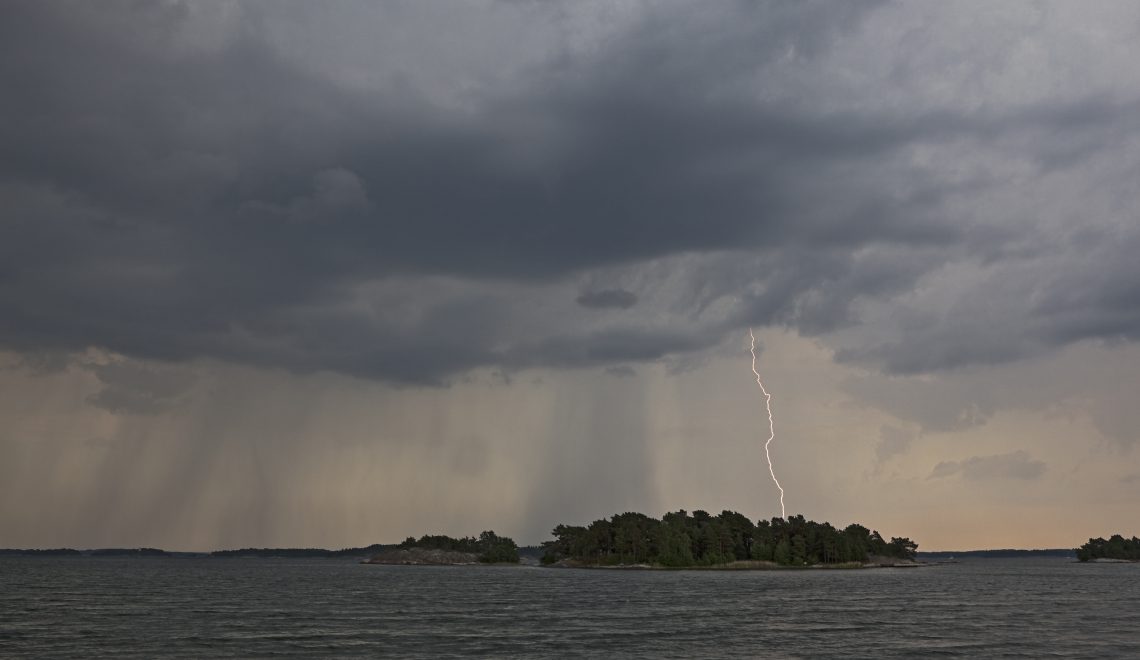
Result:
[1076, 534, 1140, 561]
[541, 510, 917, 567]
[399, 530, 520, 563]
[211, 545, 392, 558]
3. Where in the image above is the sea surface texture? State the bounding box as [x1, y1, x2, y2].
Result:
[1, 557, 1137, 657]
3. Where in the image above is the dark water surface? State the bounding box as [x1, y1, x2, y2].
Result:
[1, 557, 1137, 657]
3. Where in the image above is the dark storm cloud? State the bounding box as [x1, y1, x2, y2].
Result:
[834, 228, 1140, 375]
[577, 289, 638, 310]
[511, 327, 706, 370]
[0, 1, 888, 381]
[1, 351, 71, 375]
[4, 1, 1140, 384]
[1031, 232, 1140, 346]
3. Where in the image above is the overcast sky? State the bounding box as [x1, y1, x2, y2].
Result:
[2, 1, 1139, 551]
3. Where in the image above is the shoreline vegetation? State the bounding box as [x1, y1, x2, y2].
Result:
[1075, 535, 1140, 562]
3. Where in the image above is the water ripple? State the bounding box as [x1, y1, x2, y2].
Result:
[0, 558, 1137, 657]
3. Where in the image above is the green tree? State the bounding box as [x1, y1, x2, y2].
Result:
[886, 537, 918, 560]
[790, 535, 807, 566]
[718, 510, 756, 560]
[773, 539, 792, 565]
[657, 511, 695, 567]
[476, 530, 519, 563]
[751, 541, 773, 562]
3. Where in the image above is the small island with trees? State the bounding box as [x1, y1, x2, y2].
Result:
[1075, 534, 1140, 562]
[541, 510, 918, 568]
[364, 530, 520, 565]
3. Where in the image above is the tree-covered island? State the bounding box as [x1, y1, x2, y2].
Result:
[365, 530, 520, 565]
[541, 510, 917, 568]
[1075, 534, 1140, 562]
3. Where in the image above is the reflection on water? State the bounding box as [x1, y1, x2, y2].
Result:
[1, 557, 1138, 657]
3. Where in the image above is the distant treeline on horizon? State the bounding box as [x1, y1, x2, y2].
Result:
[917, 549, 1074, 559]
[210, 544, 395, 559]
[0, 546, 391, 558]
[0, 538, 525, 561]
[0, 548, 171, 557]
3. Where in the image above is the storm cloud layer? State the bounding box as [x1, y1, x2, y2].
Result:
[3, 2, 1140, 550]
[5, 1, 1140, 386]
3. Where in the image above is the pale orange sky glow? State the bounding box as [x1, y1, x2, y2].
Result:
[2, 330, 1136, 551]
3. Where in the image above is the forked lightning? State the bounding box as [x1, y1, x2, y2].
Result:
[750, 328, 785, 518]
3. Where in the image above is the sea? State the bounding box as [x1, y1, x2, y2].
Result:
[1, 557, 1137, 658]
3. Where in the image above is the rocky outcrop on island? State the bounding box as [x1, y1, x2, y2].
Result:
[863, 554, 923, 568]
[363, 547, 480, 565]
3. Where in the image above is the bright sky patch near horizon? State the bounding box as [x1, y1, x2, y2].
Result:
[1, 1, 1139, 551]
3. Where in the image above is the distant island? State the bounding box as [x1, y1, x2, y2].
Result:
[0, 548, 82, 557]
[364, 531, 520, 565]
[0, 547, 170, 557]
[918, 549, 1074, 560]
[211, 544, 393, 559]
[541, 510, 917, 568]
[1076, 534, 1140, 562]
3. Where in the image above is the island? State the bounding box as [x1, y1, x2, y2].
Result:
[364, 531, 520, 565]
[1075, 534, 1140, 562]
[0, 548, 82, 557]
[541, 510, 917, 568]
[88, 547, 170, 557]
[918, 549, 1074, 560]
[0, 547, 185, 557]
[211, 544, 393, 559]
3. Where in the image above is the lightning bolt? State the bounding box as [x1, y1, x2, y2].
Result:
[750, 328, 785, 518]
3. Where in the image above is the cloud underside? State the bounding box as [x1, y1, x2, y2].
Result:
[872, 425, 914, 472]
[929, 450, 1046, 481]
[3, 2, 1140, 385]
